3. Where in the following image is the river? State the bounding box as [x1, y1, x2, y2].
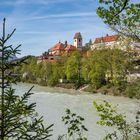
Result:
[13, 83, 140, 140]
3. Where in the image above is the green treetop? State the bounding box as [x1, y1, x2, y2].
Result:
[97, 0, 140, 41]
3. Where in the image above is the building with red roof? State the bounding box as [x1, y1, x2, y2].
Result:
[49, 41, 65, 55]
[65, 44, 76, 53]
[37, 42, 65, 63]
[91, 34, 119, 50]
[37, 32, 83, 63]
[37, 41, 77, 63]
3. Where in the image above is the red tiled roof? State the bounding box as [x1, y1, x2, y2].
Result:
[74, 32, 82, 39]
[53, 51, 60, 55]
[65, 44, 76, 51]
[94, 35, 119, 44]
[50, 42, 65, 51]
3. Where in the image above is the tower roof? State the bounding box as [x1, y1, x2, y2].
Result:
[74, 32, 82, 39]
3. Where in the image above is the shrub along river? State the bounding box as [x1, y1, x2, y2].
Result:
[13, 83, 140, 140]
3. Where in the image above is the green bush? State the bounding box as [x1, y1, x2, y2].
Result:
[47, 78, 58, 86]
[125, 80, 140, 99]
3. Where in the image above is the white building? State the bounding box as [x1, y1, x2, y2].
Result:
[91, 34, 119, 50]
[73, 32, 83, 50]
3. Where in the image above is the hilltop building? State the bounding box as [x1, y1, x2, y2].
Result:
[65, 44, 76, 53]
[37, 32, 82, 63]
[37, 32, 140, 64]
[48, 41, 76, 55]
[49, 41, 65, 55]
[91, 34, 140, 53]
[91, 34, 119, 50]
[37, 42, 64, 63]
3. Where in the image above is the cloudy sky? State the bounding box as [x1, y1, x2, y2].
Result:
[0, 0, 114, 57]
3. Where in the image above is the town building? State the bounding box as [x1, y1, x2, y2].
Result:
[91, 34, 119, 50]
[37, 42, 64, 63]
[37, 32, 82, 63]
[49, 41, 65, 55]
[65, 44, 76, 53]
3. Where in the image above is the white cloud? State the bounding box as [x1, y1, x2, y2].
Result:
[16, 31, 49, 34]
[0, 0, 78, 6]
[23, 12, 97, 21]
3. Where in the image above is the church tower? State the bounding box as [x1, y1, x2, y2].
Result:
[73, 32, 83, 49]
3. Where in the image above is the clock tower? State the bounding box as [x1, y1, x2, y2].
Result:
[73, 32, 83, 49]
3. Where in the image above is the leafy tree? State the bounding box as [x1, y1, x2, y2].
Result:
[60, 109, 88, 140]
[97, 0, 140, 41]
[55, 59, 67, 80]
[82, 50, 106, 89]
[19, 57, 38, 83]
[103, 49, 129, 86]
[0, 18, 53, 140]
[93, 100, 140, 140]
[50, 61, 65, 86]
[82, 56, 92, 83]
[36, 63, 45, 81]
[65, 51, 82, 86]
[100, 49, 130, 86]
[82, 49, 130, 89]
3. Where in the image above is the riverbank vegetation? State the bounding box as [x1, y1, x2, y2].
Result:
[14, 48, 140, 99]
[13, 0, 140, 99]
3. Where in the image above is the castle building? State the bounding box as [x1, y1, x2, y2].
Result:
[73, 32, 83, 50]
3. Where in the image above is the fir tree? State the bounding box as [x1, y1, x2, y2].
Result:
[0, 18, 53, 140]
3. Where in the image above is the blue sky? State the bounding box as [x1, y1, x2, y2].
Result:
[0, 0, 114, 57]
